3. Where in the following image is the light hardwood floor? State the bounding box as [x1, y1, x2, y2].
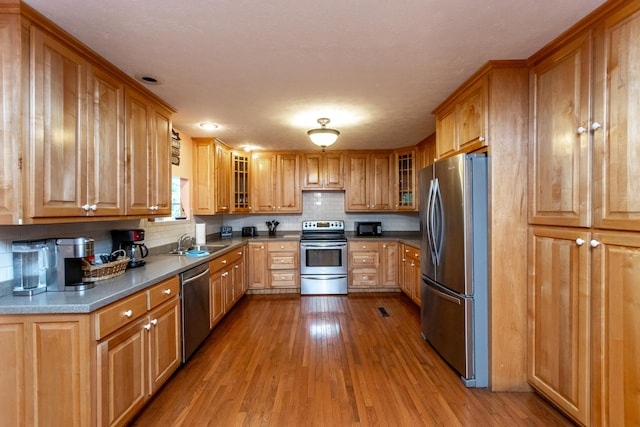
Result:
[130, 294, 571, 426]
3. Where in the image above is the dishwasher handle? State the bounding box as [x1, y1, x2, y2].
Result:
[182, 267, 210, 285]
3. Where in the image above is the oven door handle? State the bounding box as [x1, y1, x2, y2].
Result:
[301, 243, 347, 248]
[301, 275, 348, 280]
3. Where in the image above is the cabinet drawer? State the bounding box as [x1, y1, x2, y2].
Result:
[351, 253, 378, 267]
[147, 276, 180, 310]
[350, 242, 379, 251]
[404, 246, 420, 261]
[210, 250, 242, 273]
[351, 271, 378, 287]
[267, 241, 298, 252]
[95, 292, 148, 340]
[269, 271, 298, 288]
[268, 252, 297, 269]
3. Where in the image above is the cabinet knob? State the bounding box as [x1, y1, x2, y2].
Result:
[411, 262, 415, 267]
[591, 122, 601, 131]
[144, 323, 152, 331]
[479, 136, 485, 142]
[82, 204, 90, 212]
[383, 244, 387, 248]
[163, 289, 171, 295]
[150, 319, 158, 326]
[222, 259, 227, 264]
[89, 204, 97, 211]
[280, 245, 284, 249]
[590, 239, 600, 248]
[575, 238, 585, 246]
[235, 265, 239, 269]
[124, 309, 133, 318]
[577, 126, 587, 134]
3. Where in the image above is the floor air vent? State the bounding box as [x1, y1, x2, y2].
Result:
[377, 307, 390, 317]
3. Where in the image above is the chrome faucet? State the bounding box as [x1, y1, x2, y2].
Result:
[177, 234, 192, 251]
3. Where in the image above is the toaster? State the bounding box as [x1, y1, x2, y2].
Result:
[242, 226, 258, 237]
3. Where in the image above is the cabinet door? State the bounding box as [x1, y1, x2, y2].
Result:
[591, 231, 640, 427]
[0, 320, 24, 426]
[528, 226, 590, 425]
[0, 14, 21, 224]
[302, 153, 323, 189]
[88, 66, 125, 216]
[380, 242, 398, 287]
[215, 144, 231, 213]
[593, 4, 640, 230]
[148, 298, 181, 394]
[30, 27, 87, 217]
[251, 154, 276, 212]
[396, 149, 416, 210]
[345, 154, 369, 211]
[436, 106, 457, 160]
[223, 267, 234, 312]
[151, 106, 172, 216]
[97, 317, 149, 427]
[233, 258, 245, 298]
[232, 152, 251, 212]
[277, 153, 301, 212]
[457, 77, 487, 150]
[193, 139, 216, 214]
[369, 153, 393, 210]
[324, 152, 344, 189]
[529, 33, 592, 227]
[125, 88, 152, 216]
[247, 242, 268, 289]
[210, 271, 224, 328]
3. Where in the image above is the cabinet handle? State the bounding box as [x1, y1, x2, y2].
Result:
[590, 239, 600, 248]
[591, 122, 601, 131]
[415, 253, 419, 257]
[150, 319, 158, 325]
[577, 126, 587, 134]
[575, 238, 585, 246]
[222, 259, 227, 264]
[405, 249, 410, 253]
[411, 262, 415, 267]
[479, 136, 485, 142]
[82, 204, 90, 212]
[163, 289, 171, 295]
[90, 204, 97, 211]
[235, 265, 239, 269]
[124, 309, 133, 318]
[144, 323, 152, 331]
[383, 244, 387, 248]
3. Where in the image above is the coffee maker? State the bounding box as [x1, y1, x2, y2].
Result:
[111, 229, 148, 268]
[51, 237, 96, 291]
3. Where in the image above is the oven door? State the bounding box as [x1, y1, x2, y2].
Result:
[300, 241, 347, 275]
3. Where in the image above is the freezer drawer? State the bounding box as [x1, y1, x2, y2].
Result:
[421, 277, 473, 380]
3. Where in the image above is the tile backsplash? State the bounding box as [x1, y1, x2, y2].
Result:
[0, 192, 418, 284]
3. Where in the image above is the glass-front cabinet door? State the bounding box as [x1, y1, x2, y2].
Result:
[396, 148, 416, 210]
[232, 153, 250, 212]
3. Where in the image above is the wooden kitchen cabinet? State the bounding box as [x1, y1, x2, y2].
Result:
[345, 152, 393, 212]
[302, 152, 344, 190]
[395, 148, 417, 211]
[210, 246, 246, 314]
[232, 152, 251, 212]
[348, 240, 402, 289]
[124, 87, 172, 217]
[528, 226, 590, 425]
[401, 244, 421, 305]
[267, 241, 299, 289]
[28, 26, 126, 219]
[247, 242, 268, 289]
[215, 142, 231, 213]
[192, 138, 216, 215]
[251, 152, 301, 213]
[0, 314, 93, 427]
[97, 276, 181, 427]
[591, 231, 640, 426]
[433, 75, 488, 160]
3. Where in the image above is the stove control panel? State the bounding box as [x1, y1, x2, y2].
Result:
[302, 220, 344, 231]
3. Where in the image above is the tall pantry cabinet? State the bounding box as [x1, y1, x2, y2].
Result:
[527, 1, 640, 425]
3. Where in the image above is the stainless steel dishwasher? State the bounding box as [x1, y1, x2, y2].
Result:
[180, 262, 210, 362]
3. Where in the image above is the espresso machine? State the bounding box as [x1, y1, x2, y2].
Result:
[51, 237, 95, 291]
[111, 229, 149, 268]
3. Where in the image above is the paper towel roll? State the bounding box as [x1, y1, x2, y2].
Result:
[195, 223, 206, 244]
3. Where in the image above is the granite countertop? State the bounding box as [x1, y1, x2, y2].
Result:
[0, 231, 419, 315]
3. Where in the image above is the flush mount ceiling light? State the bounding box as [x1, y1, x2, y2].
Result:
[200, 122, 219, 130]
[307, 118, 340, 151]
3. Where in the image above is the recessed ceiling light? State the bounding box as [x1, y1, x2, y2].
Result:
[134, 73, 162, 85]
[200, 122, 219, 130]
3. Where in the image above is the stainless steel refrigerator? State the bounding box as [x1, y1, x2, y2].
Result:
[418, 153, 488, 387]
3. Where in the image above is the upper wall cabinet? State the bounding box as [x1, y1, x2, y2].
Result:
[345, 152, 393, 212]
[192, 138, 216, 215]
[302, 152, 344, 190]
[251, 152, 301, 213]
[0, 4, 174, 224]
[124, 87, 172, 217]
[395, 148, 416, 211]
[433, 76, 488, 160]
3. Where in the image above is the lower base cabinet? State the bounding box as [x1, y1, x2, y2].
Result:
[210, 246, 246, 328]
[401, 244, 421, 305]
[348, 241, 399, 290]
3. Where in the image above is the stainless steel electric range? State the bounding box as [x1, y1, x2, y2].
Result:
[300, 220, 348, 295]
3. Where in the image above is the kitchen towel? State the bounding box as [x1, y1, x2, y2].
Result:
[195, 223, 206, 244]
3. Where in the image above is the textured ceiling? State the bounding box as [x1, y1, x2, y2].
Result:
[24, 0, 606, 151]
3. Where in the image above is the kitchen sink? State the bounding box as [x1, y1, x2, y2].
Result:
[168, 244, 229, 255]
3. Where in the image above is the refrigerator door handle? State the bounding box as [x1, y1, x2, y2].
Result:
[427, 282, 462, 305]
[433, 178, 444, 265]
[426, 179, 438, 266]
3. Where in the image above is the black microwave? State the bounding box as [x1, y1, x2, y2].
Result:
[355, 222, 382, 236]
